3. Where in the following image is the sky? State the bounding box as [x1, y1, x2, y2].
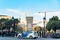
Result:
[0, 0, 60, 23]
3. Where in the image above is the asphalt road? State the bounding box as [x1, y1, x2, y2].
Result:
[0, 37, 60, 40]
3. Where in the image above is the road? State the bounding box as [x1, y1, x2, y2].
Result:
[0, 37, 60, 40]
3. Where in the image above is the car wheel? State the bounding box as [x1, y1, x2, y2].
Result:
[34, 37, 37, 39]
[18, 35, 22, 38]
[29, 36, 33, 39]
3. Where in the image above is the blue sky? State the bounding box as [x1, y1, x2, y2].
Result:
[0, 0, 60, 21]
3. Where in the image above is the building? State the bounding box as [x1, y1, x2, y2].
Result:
[0, 15, 11, 19]
[26, 17, 33, 31]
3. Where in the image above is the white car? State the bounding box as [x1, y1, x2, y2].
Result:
[17, 31, 38, 39]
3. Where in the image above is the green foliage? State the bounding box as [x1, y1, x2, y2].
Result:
[0, 18, 9, 30]
[16, 26, 23, 33]
[46, 16, 60, 31]
[46, 21, 60, 31]
[0, 18, 9, 22]
[49, 16, 59, 21]
[0, 17, 23, 32]
[4, 17, 20, 31]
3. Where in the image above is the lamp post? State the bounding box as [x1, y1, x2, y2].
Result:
[43, 12, 46, 32]
[38, 11, 46, 37]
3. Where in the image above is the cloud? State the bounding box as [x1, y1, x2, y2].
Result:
[0, 8, 60, 27]
[33, 11, 60, 27]
[33, 12, 44, 16]
[32, 12, 45, 21]
[31, 10, 60, 25]
[6, 9, 32, 18]
[0, 9, 27, 22]
[5, 9, 28, 20]
[6, 9, 25, 16]
[6, 9, 20, 13]
[0, 8, 60, 21]
[46, 11, 60, 20]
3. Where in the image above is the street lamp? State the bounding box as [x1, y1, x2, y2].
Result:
[38, 11, 46, 37]
[38, 11, 46, 31]
[43, 12, 46, 31]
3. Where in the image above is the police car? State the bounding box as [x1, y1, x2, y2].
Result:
[17, 31, 38, 39]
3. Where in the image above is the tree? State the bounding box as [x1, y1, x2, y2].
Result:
[0, 18, 9, 30]
[46, 16, 60, 31]
[50, 16, 59, 21]
[34, 26, 42, 31]
[16, 26, 23, 33]
[12, 19, 20, 31]
[46, 21, 60, 31]
[0, 17, 23, 33]
[4, 17, 20, 31]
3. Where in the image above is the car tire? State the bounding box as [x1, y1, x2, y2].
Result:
[34, 37, 37, 39]
[29, 36, 33, 39]
[18, 35, 22, 38]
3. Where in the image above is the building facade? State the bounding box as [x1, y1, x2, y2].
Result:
[26, 17, 33, 31]
[0, 15, 11, 19]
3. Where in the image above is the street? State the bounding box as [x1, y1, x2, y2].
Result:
[0, 37, 60, 40]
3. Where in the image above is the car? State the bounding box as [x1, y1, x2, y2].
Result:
[52, 33, 60, 38]
[17, 31, 38, 39]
